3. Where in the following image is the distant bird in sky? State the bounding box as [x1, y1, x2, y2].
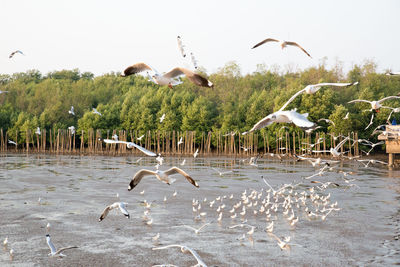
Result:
[190, 52, 198, 70]
[68, 106, 75, 116]
[92, 108, 102, 116]
[99, 202, 130, 221]
[348, 96, 400, 112]
[121, 63, 213, 88]
[9, 50, 24, 58]
[279, 82, 358, 111]
[160, 113, 166, 123]
[128, 167, 199, 190]
[252, 38, 312, 58]
[243, 109, 315, 134]
[46, 234, 78, 257]
[177, 36, 186, 57]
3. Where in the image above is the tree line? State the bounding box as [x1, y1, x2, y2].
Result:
[1, 60, 399, 145]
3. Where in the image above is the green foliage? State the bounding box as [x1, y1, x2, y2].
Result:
[1, 61, 400, 143]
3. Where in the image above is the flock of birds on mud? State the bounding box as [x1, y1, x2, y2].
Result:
[3, 35, 400, 266]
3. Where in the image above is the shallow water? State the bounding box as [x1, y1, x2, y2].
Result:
[0, 154, 399, 266]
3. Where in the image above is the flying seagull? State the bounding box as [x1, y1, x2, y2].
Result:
[279, 82, 358, 111]
[128, 167, 199, 190]
[152, 244, 208, 267]
[348, 96, 400, 112]
[103, 139, 156, 156]
[120, 63, 213, 88]
[252, 38, 312, 58]
[177, 36, 186, 57]
[386, 72, 400, 76]
[160, 113, 166, 123]
[190, 52, 198, 70]
[313, 136, 350, 157]
[68, 106, 75, 115]
[137, 134, 145, 141]
[99, 202, 129, 221]
[46, 234, 78, 257]
[92, 108, 102, 116]
[243, 109, 315, 134]
[68, 126, 76, 135]
[9, 50, 24, 58]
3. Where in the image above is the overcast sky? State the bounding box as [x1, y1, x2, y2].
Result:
[2, 0, 399, 76]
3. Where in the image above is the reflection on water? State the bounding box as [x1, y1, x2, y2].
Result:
[0, 153, 399, 266]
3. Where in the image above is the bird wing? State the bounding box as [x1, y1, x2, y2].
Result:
[164, 167, 199, 187]
[284, 41, 312, 58]
[246, 115, 274, 133]
[183, 225, 197, 231]
[118, 202, 130, 218]
[103, 139, 156, 156]
[279, 88, 306, 111]
[122, 63, 153, 77]
[314, 82, 358, 87]
[334, 137, 350, 151]
[378, 95, 400, 103]
[251, 38, 280, 49]
[46, 235, 57, 254]
[128, 169, 157, 191]
[288, 112, 315, 128]
[365, 114, 374, 130]
[55, 246, 78, 255]
[164, 67, 213, 88]
[348, 99, 371, 104]
[99, 204, 113, 221]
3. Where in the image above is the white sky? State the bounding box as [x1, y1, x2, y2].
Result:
[1, 0, 399, 76]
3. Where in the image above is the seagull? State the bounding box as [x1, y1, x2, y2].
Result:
[9, 248, 14, 261]
[177, 36, 186, 57]
[313, 137, 350, 157]
[35, 127, 41, 135]
[357, 159, 388, 167]
[178, 137, 183, 145]
[160, 113, 166, 123]
[92, 108, 102, 116]
[120, 63, 213, 88]
[8, 140, 17, 146]
[68, 126, 76, 135]
[183, 222, 212, 234]
[348, 96, 400, 112]
[46, 234, 78, 257]
[68, 106, 75, 115]
[137, 134, 145, 141]
[103, 139, 157, 156]
[386, 107, 400, 121]
[128, 167, 199, 190]
[152, 244, 208, 267]
[193, 148, 199, 158]
[252, 38, 312, 58]
[112, 134, 118, 140]
[99, 202, 129, 221]
[9, 50, 24, 58]
[3, 237, 8, 250]
[180, 159, 186, 166]
[243, 109, 315, 134]
[343, 112, 349, 120]
[279, 82, 358, 111]
[267, 232, 290, 250]
[212, 168, 232, 176]
[190, 52, 199, 70]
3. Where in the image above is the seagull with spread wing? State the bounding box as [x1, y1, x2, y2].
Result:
[9, 50, 24, 58]
[152, 244, 207, 267]
[252, 38, 312, 58]
[120, 63, 213, 88]
[99, 202, 130, 221]
[313, 137, 350, 157]
[279, 82, 358, 111]
[128, 167, 199, 190]
[103, 139, 157, 156]
[45, 234, 77, 257]
[348, 96, 400, 112]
